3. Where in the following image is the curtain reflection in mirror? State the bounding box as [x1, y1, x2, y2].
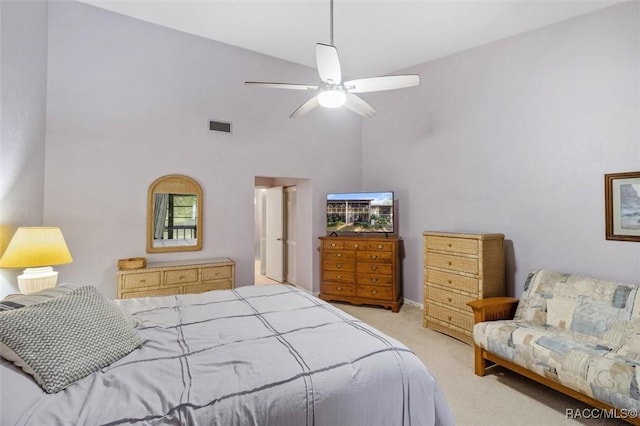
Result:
[154, 193, 169, 240]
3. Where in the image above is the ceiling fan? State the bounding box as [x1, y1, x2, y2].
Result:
[244, 0, 420, 118]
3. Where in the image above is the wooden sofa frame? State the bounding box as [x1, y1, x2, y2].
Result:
[467, 297, 640, 426]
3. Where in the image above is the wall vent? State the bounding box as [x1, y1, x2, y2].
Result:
[209, 119, 232, 134]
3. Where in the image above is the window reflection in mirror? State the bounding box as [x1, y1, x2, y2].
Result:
[152, 193, 198, 247]
[147, 175, 203, 253]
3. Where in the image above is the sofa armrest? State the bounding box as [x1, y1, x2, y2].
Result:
[467, 297, 519, 324]
[467, 297, 519, 376]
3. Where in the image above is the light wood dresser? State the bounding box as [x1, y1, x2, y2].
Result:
[423, 232, 504, 345]
[318, 236, 403, 312]
[117, 258, 235, 299]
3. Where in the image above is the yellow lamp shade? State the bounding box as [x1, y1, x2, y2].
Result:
[0, 227, 73, 293]
[0, 227, 73, 268]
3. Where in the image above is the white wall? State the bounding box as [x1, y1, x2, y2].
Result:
[0, 0, 49, 298]
[43, 2, 362, 298]
[363, 2, 640, 303]
[7, 1, 637, 304]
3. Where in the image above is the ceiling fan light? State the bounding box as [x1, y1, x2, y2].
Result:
[317, 89, 346, 108]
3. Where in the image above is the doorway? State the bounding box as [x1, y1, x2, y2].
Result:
[254, 177, 299, 286]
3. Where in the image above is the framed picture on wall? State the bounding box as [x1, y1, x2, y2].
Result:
[605, 171, 640, 242]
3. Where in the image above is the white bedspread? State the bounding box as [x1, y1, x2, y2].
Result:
[1, 285, 454, 425]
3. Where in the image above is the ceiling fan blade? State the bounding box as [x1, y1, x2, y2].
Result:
[316, 43, 342, 84]
[290, 95, 320, 118]
[344, 93, 376, 118]
[344, 74, 420, 93]
[245, 82, 318, 91]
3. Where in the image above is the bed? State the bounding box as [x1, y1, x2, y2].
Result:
[1, 284, 454, 425]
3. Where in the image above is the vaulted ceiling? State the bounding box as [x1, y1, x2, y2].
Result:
[81, 0, 623, 77]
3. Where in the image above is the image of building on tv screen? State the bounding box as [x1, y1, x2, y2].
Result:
[327, 192, 394, 233]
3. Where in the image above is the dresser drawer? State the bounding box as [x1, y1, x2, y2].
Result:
[357, 285, 393, 301]
[358, 274, 393, 286]
[425, 236, 478, 255]
[322, 283, 356, 297]
[426, 269, 478, 294]
[324, 270, 355, 284]
[323, 251, 355, 261]
[425, 286, 475, 311]
[425, 252, 478, 275]
[121, 272, 161, 290]
[165, 268, 198, 285]
[426, 320, 473, 345]
[344, 241, 366, 250]
[367, 241, 394, 252]
[357, 263, 392, 275]
[357, 251, 392, 263]
[426, 302, 473, 330]
[323, 240, 345, 250]
[120, 287, 178, 299]
[324, 261, 356, 272]
[185, 281, 232, 294]
[202, 265, 233, 281]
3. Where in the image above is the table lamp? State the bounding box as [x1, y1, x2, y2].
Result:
[0, 227, 73, 294]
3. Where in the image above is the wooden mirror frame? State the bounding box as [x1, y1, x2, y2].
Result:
[147, 174, 203, 253]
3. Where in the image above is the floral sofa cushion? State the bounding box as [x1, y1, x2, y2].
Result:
[473, 269, 640, 411]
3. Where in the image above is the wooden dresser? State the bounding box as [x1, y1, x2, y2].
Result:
[117, 258, 235, 299]
[318, 236, 402, 312]
[423, 232, 504, 345]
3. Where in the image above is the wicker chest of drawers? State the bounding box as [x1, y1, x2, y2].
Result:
[423, 232, 504, 345]
[319, 236, 402, 312]
[117, 258, 235, 299]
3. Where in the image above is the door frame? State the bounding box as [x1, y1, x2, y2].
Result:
[254, 176, 308, 288]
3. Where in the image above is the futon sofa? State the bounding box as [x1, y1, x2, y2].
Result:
[469, 269, 640, 424]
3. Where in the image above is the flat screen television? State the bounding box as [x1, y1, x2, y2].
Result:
[326, 191, 394, 234]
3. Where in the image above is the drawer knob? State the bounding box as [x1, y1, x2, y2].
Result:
[447, 280, 452, 284]
[377, 245, 382, 249]
[371, 290, 378, 295]
[354, 244, 359, 248]
[371, 266, 378, 271]
[179, 275, 185, 279]
[331, 243, 336, 247]
[371, 255, 378, 259]
[336, 264, 342, 269]
[448, 261, 452, 265]
[448, 297, 452, 303]
[448, 243, 452, 247]
[337, 253, 342, 257]
[336, 275, 342, 279]
[140, 279, 146, 283]
[337, 286, 342, 291]
[370, 278, 378, 283]
[448, 315, 452, 321]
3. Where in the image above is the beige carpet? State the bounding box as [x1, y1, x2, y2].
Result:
[254, 260, 281, 286]
[332, 302, 626, 426]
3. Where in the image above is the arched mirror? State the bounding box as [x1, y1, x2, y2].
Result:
[147, 174, 203, 253]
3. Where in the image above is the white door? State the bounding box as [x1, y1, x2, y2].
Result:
[265, 186, 284, 282]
